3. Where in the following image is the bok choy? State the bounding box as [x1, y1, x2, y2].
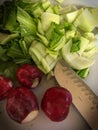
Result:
[0, 0, 98, 79]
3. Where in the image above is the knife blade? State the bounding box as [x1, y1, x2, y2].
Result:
[54, 59, 98, 130]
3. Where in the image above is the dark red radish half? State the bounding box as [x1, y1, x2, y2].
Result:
[0, 75, 13, 100]
[41, 86, 72, 122]
[17, 64, 42, 88]
[6, 87, 39, 123]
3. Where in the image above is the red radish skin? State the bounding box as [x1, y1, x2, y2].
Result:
[17, 64, 42, 88]
[6, 87, 39, 123]
[0, 75, 13, 100]
[41, 87, 72, 122]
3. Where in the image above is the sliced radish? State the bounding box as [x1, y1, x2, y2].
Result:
[6, 87, 39, 123]
[0, 75, 13, 100]
[16, 64, 42, 88]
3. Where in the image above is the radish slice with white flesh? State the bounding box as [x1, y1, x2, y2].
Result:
[6, 87, 39, 123]
[0, 75, 13, 100]
[16, 64, 42, 89]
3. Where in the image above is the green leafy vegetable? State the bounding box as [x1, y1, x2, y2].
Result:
[0, 61, 18, 81]
[74, 8, 96, 32]
[70, 37, 80, 52]
[75, 68, 89, 78]
[2, 1, 18, 32]
[0, 33, 19, 45]
[17, 6, 36, 36]
[7, 40, 31, 64]
[0, 0, 98, 78]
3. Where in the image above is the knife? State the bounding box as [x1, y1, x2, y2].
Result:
[54, 59, 98, 130]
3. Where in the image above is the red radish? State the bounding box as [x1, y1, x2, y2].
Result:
[6, 87, 39, 123]
[0, 75, 13, 100]
[17, 64, 42, 88]
[41, 86, 72, 122]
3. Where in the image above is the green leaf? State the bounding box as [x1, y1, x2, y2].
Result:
[16, 0, 42, 17]
[0, 5, 3, 26]
[64, 22, 73, 31]
[0, 46, 9, 61]
[2, 1, 18, 32]
[7, 40, 31, 64]
[17, 6, 36, 36]
[49, 24, 64, 45]
[0, 33, 19, 45]
[70, 37, 81, 52]
[0, 61, 19, 80]
[75, 68, 89, 78]
[7, 41, 24, 58]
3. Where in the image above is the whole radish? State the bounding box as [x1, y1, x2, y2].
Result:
[17, 64, 42, 88]
[41, 86, 72, 122]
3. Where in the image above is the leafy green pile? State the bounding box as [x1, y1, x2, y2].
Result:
[0, 0, 98, 79]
